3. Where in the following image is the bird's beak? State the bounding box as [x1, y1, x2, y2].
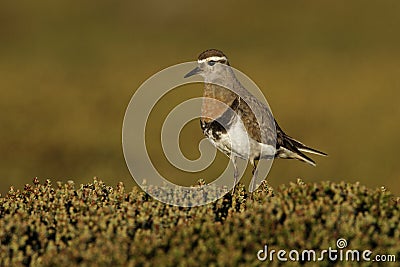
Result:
[184, 66, 201, 78]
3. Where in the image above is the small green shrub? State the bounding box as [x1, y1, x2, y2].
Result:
[0, 178, 398, 266]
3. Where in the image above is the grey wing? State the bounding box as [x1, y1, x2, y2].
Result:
[252, 98, 276, 146]
[229, 73, 277, 146]
[241, 94, 277, 146]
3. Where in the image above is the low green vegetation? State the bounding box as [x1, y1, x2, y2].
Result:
[1, 178, 399, 266]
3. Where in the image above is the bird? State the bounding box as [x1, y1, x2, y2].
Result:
[184, 49, 327, 191]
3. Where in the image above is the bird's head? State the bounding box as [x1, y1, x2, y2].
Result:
[184, 49, 230, 81]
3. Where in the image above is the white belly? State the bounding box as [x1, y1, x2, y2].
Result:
[206, 115, 275, 160]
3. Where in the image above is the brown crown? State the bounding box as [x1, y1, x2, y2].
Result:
[198, 49, 228, 60]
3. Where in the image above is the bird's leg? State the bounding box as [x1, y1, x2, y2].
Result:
[250, 159, 259, 192]
[232, 155, 238, 195]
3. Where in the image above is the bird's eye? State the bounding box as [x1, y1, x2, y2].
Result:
[208, 60, 216, 66]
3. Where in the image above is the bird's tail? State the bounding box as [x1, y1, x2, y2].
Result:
[276, 131, 327, 166]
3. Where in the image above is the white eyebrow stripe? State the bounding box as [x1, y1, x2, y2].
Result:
[198, 56, 227, 63]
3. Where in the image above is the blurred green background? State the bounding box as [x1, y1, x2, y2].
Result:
[1, 1, 399, 195]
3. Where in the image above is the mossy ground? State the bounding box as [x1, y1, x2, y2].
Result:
[0, 178, 399, 266]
